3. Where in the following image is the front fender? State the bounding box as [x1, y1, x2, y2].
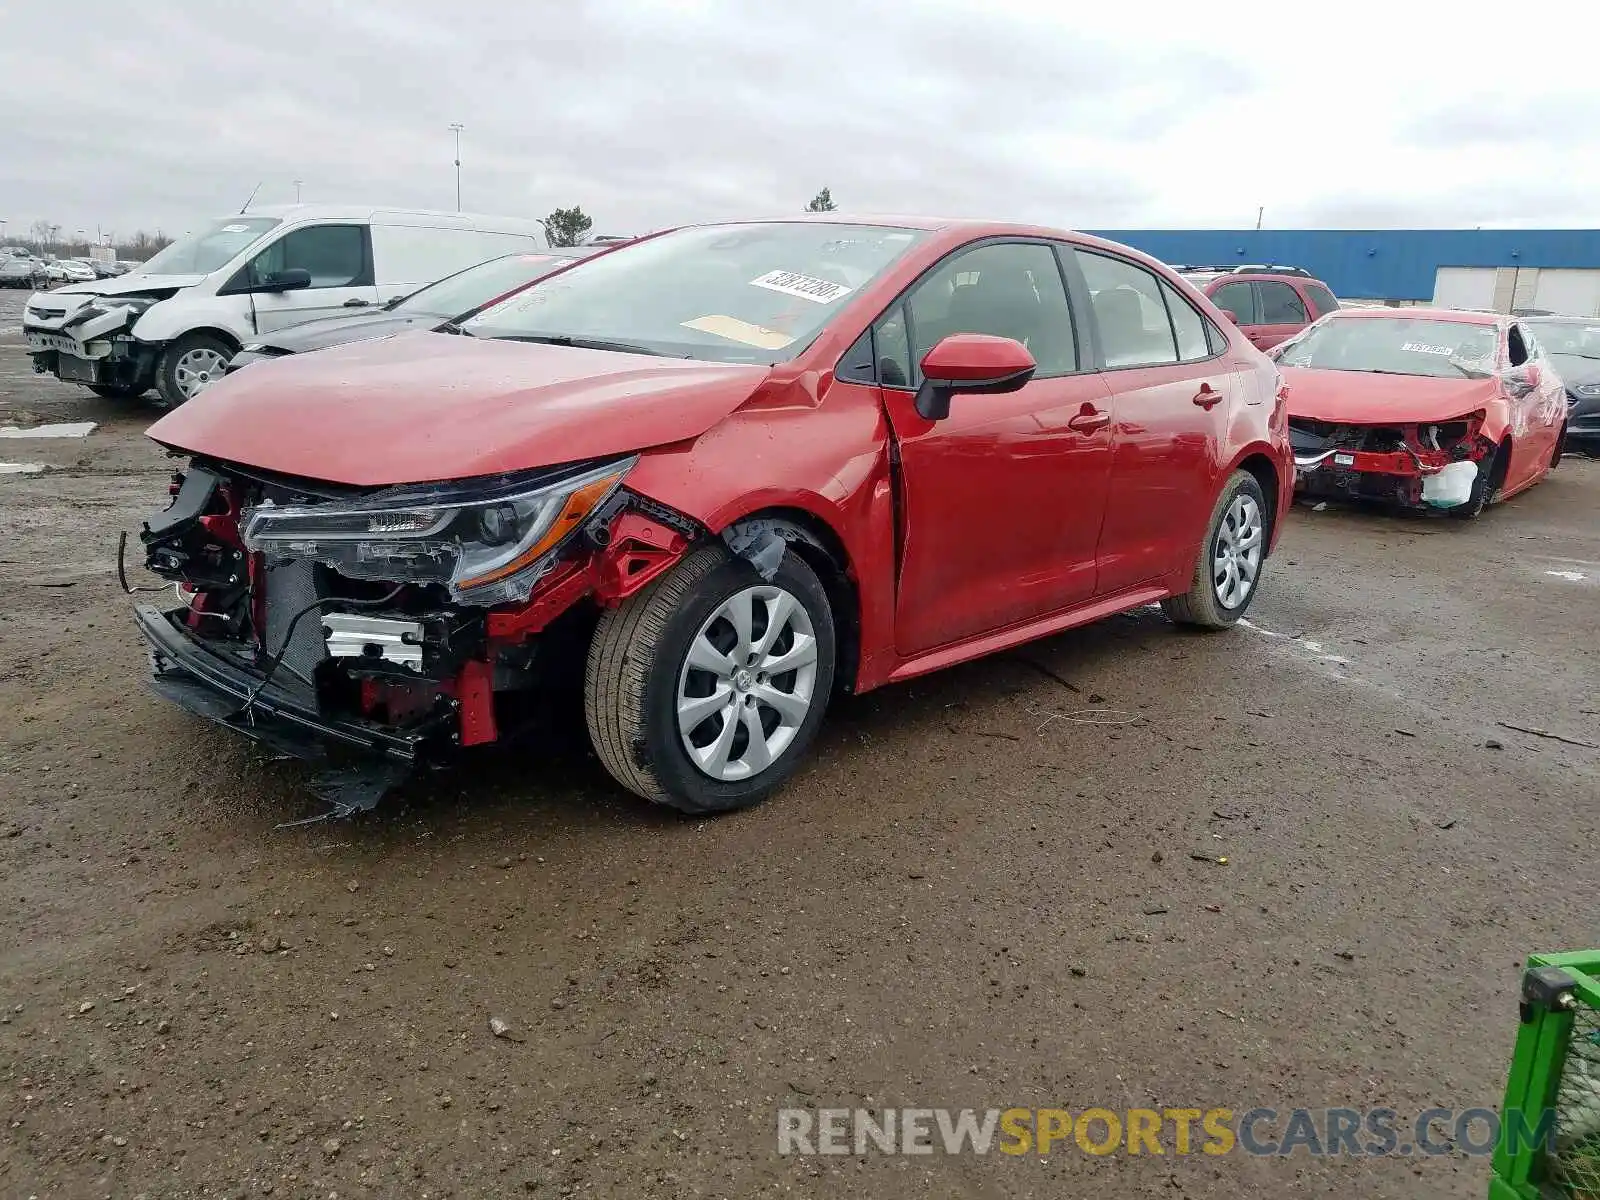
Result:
[132, 295, 251, 346]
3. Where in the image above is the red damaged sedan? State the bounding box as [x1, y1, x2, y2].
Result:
[133, 218, 1292, 816]
[1277, 308, 1569, 516]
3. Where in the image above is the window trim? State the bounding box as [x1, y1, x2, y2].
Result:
[1074, 247, 1227, 372]
[834, 235, 1090, 392]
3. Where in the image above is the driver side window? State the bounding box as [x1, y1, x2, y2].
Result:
[247, 224, 369, 289]
[874, 242, 1078, 388]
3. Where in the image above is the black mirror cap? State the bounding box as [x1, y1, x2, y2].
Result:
[913, 365, 1036, 421]
[260, 268, 312, 293]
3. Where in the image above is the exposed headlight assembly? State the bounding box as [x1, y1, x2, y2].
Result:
[240, 458, 633, 606]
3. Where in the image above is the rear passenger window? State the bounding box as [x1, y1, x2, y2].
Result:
[903, 241, 1078, 381]
[1258, 281, 1308, 325]
[1304, 283, 1340, 318]
[1210, 281, 1257, 325]
[1075, 250, 1178, 368]
[1159, 279, 1215, 362]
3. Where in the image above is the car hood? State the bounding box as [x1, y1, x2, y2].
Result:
[1282, 367, 1501, 424]
[251, 310, 440, 353]
[50, 272, 206, 297]
[150, 331, 774, 487]
[1547, 354, 1600, 391]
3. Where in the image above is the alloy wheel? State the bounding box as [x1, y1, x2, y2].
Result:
[1212, 493, 1263, 609]
[676, 585, 819, 781]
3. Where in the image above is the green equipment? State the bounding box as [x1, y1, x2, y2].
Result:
[1492, 952, 1600, 1198]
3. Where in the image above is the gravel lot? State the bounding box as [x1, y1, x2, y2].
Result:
[1, 286, 1596, 1198]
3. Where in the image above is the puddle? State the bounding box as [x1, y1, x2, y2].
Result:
[0, 462, 46, 475]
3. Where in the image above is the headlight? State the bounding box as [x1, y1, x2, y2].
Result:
[240, 458, 633, 606]
[1576, 383, 1600, 399]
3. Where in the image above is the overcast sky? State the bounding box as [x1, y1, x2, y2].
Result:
[3, 0, 1598, 243]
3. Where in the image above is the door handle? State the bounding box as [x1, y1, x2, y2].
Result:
[1193, 384, 1224, 409]
[343, 298, 372, 308]
[1068, 408, 1111, 434]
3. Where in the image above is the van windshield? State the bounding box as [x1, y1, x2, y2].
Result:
[139, 217, 281, 276]
[463, 222, 925, 364]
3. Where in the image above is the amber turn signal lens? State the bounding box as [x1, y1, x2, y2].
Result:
[454, 472, 623, 590]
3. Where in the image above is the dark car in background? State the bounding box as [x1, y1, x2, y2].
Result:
[1175, 264, 1341, 351]
[1525, 316, 1600, 454]
[224, 248, 589, 374]
[0, 253, 48, 289]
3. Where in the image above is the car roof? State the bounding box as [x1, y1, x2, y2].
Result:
[1326, 306, 1504, 327]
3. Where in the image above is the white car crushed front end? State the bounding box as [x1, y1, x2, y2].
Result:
[22, 274, 205, 396]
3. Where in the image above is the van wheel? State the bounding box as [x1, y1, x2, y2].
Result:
[1161, 470, 1267, 630]
[584, 543, 836, 815]
[157, 333, 235, 407]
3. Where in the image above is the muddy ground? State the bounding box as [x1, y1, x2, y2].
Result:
[1, 288, 1596, 1198]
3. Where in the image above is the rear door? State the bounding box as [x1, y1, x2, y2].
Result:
[1075, 249, 1236, 596]
[1209, 279, 1259, 344]
[1252, 279, 1312, 349]
[875, 238, 1116, 656]
[230, 223, 380, 334]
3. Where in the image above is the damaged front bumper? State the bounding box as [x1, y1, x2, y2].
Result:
[1291, 417, 1489, 509]
[23, 294, 163, 390]
[134, 603, 433, 763]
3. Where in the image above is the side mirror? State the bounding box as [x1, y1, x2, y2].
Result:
[256, 268, 312, 293]
[1504, 362, 1542, 395]
[913, 334, 1037, 420]
[1220, 309, 1241, 325]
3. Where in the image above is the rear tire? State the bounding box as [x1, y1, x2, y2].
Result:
[1161, 470, 1268, 630]
[156, 332, 235, 407]
[584, 543, 836, 814]
[88, 383, 147, 400]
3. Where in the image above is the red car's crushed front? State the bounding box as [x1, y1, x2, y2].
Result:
[1278, 308, 1566, 512]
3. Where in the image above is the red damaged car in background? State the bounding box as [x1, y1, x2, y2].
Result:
[1277, 308, 1568, 517]
[131, 218, 1292, 817]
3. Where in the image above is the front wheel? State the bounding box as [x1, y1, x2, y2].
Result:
[156, 332, 235, 407]
[1161, 470, 1268, 630]
[584, 543, 836, 814]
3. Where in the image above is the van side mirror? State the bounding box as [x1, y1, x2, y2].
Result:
[1220, 309, 1241, 325]
[913, 334, 1037, 420]
[256, 268, 312, 293]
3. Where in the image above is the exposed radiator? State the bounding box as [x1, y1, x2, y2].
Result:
[261, 557, 327, 696]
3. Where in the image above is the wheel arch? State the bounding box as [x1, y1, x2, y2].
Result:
[717, 506, 861, 695]
[1229, 448, 1283, 552]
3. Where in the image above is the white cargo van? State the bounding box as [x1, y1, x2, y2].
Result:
[22, 205, 548, 406]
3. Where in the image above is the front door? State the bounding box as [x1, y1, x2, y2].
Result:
[876, 239, 1116, 657]
[235, 223, 380, 335]
[1075, 250, 1234, 594]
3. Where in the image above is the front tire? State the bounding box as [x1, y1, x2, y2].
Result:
[584, 543, 836, 814]
[1161, 469, 1268, 630]
[1447, 439, 1508, 520]
[156, 332, 235, 407]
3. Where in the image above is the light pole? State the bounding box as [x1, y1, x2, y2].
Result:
[294, 179, 303, 203]
[449, 123, 464, 212]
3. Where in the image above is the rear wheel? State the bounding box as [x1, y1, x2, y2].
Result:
[156, 332, 235, 407]
[1161, 470, 1267, 630]
[584, 543, 836, 814]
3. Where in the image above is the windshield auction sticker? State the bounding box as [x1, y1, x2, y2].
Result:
[749, 270, 853, 304]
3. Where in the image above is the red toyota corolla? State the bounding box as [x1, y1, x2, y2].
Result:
[1277, 308, 1569, 515]
[133, 218, 1292, 816]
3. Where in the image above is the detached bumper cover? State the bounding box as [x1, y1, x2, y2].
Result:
[133, 603, 426, 763]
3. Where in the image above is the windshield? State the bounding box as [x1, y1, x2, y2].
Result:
[396, 253, 578, 318]
[1528, 319, 1600, 362]
[1273, 316, 1500, 379]
[139, 217, 280, 276]
[463, 222, 926, 363]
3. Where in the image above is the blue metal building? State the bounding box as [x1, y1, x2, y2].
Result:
[1085, 229, 1600, 305]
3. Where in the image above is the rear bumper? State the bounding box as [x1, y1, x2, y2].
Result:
[133, 603, 427, 763]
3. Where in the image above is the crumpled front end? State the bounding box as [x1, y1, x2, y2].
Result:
[1290, 411, 1495, 509]
[131, 457, 702, 815]
[24, 289, 175, 391]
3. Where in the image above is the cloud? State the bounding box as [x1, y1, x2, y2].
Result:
[1, 0, 1597, 243]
